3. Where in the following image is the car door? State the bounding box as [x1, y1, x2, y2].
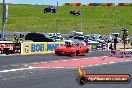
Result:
[80, 43, 87, 54]
[77, 43, 84, 54]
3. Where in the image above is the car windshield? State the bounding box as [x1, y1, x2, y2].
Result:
[44, 34, 51, 38]
[64, 42, 76, 47]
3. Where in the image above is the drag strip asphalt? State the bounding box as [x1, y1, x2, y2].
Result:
[0, 60, 132, 88]
[0, 51, 109, 70]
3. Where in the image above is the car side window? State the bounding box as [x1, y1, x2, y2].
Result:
[80, 43, 84, 46]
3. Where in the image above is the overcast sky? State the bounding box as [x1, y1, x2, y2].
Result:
[0, 0, 132, 5]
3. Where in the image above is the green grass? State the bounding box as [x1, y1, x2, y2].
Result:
[0, 4, 132, 35]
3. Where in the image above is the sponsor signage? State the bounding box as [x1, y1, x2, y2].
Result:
[110, 50, 132, 58]
[22, 42, 64, 54]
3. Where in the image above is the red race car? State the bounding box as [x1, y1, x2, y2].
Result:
[55, 41, 90, 57]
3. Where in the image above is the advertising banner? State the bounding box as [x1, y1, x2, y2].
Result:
[110, 50, 132, 58]
[21, 42, 64, 55]
[0, 43, 21, 55]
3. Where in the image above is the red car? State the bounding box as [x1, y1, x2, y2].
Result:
[55, 42, 90, 56]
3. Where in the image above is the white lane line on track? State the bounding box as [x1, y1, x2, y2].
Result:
[51, 61, 58, 62]
[1, 58, 131, 73]
[78, 60, 132, 68]
[0, 54, 25, 57]
[30, 56, 109, 65]
[33, 67, 78, 69]
[0, 66, 36, 73]
[61, 60, 68, 62]
[109, 62, 115, 64]
[88, 65, 94, 67]
[102, 63, 108, 65]
[72, 59, 78, 61]
[94, 64, 99, 66]
[1, 59, 132, 73]
[48, 59, 132, 69]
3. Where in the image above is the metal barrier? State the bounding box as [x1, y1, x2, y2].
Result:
[88, 42, 109, 51]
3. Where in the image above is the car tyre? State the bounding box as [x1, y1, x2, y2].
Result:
[76, 51, 79, 56]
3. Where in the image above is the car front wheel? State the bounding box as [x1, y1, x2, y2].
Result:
[86, 49, 89, 53]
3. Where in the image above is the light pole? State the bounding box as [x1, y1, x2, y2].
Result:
[1, 0, 5, 40]
[122, 28, 128, 51]
[56, 2, 58, 38]
[80, 7, 82, 32]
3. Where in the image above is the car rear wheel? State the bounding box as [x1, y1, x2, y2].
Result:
[76, 51, 79, 56]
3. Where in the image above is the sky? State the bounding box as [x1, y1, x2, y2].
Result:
[0, 0, 132, 5]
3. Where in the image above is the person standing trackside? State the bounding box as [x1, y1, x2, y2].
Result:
[84, 37, 88, 46]
[19, 34, 24, 43]
[13, 34, 19, 43]
[113, 37, 118, 50]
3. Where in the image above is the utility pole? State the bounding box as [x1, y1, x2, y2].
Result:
[122, 28, 128, 51]
[2, 0, 5, 40]
[80, 7, 82, 32]
[56, 2, 58, 37]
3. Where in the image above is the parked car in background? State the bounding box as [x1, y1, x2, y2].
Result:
[128, 38, 132, 43]
[74, 35, 84, 40]
[47, 33, 62, 38]
[69, 31, 84, 38]
[111, 33, 122, 43]
[25, 32, 54, 42]
[87, 34, 105, 43]
[102, 34, 112, 43]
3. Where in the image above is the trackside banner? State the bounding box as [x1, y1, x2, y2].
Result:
[110, 50, 132, 58]
[21, 42, 64, 55]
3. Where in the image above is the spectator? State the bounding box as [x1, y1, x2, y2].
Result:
[93, 36, 95, 39]
[84, 37, 88, 46]
[109, 43, 114, 50]
[113, 37, 118, 50]
[13, 34, 18, 43]
[99, 35, 102, 39]
[19, 34, 24, 43]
